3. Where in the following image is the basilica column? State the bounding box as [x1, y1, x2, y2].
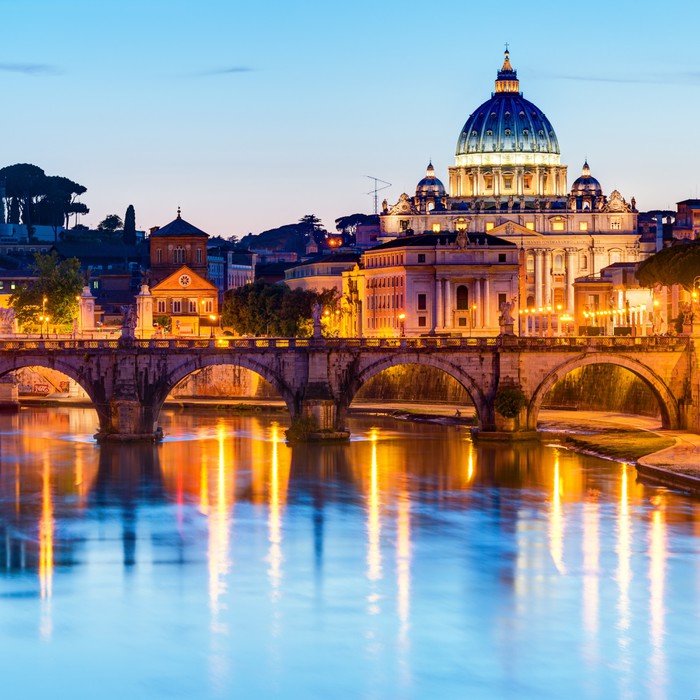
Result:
[534, 249, 544, 308]
[444, 281, 452, 329]
[474, 280, 482, 329]
[435, 279, 444, 330]
[565, 248, 576, 312]
[543, 250, 552, 306]
[483, 278, 490, 329]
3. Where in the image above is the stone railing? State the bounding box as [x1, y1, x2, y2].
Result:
[0, 335, 690, 353]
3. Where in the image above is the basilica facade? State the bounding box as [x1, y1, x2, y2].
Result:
[361, 50, 652, 335]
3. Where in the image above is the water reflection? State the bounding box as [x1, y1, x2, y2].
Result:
[0, 407, 698, 699]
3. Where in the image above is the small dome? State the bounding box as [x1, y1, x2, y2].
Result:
[570, 161, 602, 196]
[416, 162, 446, 197]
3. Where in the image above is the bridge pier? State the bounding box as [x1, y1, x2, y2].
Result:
[96, 398, 160, 442]
[0, 374, 19, 413]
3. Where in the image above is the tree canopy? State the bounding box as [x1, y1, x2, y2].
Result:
[239, 214, 329, 255]
[635, 241, 700, 291]
[97, 214, 123, 235]
[10, 251, 84, 329]
[0, 163, 88, 236]
[221, 281, 338, 337]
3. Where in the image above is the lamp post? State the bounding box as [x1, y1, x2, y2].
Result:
[39, 315, 45, 339]
[398, 312, 405, 337]
[209, 314, 216, 338]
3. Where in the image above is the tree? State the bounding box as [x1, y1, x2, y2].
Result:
[221, 282, 337, 337]
[335, 213, 378, 244]
[123, 204, 136, 245]
[636, 241, 700, 291]
[0, 165, 88, 236]
[97, 214, 123, 235]
[10, 251, 84, 329]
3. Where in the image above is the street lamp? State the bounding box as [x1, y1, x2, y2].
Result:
[39, 314, 45, 339]
[398, 312, 405, 337]
[209, 314, 216, 338]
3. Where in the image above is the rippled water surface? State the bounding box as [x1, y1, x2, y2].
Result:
[1, 406, 699, 699]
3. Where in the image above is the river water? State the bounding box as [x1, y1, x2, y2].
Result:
[0, 406, 699, 699]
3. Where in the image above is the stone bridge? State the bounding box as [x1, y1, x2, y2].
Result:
[0, 335, 696, 440]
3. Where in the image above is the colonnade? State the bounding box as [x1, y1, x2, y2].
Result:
[433, 277, 502, 332]
[531, 247, 577, 312]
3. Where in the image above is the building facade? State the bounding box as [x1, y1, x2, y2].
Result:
[342, 232, 519, 337]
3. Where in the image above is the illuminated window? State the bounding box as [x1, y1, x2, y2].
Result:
[525, 222, 535, 231]
[579, 221, 588, 231]
[504, 177, 513, 189]
[432, 223, 441, 233]
[455, 218, 468, 232]
[485, 222, 495, 231]
[552, 220, 565, 232]
[484, 176, 493, 189]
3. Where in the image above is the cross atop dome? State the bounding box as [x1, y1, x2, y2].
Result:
[495, 48, 520, 94]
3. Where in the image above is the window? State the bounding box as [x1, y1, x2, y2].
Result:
[552, 220, 565, 232]
[504, 177, 513, 189]
[0, 281, 3, 289]
[172, 300, 182, 313]
[456, 285, 469, 310]
[484, 176, 493, 189]
[610, 220, 621, 231]
[579, 221, 588, 231]
[526, 256, 534, 272]
[525, 222, 535, 231]
[432, 223, 441, 234]
[157, 300, 166, 313]
[189, 299, 198, 313]
[455, 218, 468, 232]
[156, 249, 163, 263]
[498, 253, 506, 262]
[203, 300, 213, 313]
[399, 220, 409, 232]
[417, 254, 426, 263]
[610, 250, 621, 264]
[581, 254, 588, 270]
[418, 316, 427, 327]
[458, 317, 467, 327]
[196, 248, 202, 263]
[524, 174, 532, 188]
[485, 222, 495, 231]
[417, 293, 427, 311]
[174, 246, 185, 264]
[554, 254, 563, 271]
[498, 293, 507, 309]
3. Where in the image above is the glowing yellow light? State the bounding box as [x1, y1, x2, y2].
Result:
[367, 428, 382, 586]
[549, 454, 566, 575]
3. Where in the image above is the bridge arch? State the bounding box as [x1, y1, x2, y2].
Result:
[344, 354, 490, 429]
[151, 355, 298, 424]
[0, 355, 108, 428]
[527, 353, 681, 430]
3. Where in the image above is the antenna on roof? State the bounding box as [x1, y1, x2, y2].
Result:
[366, 176, 392, 215]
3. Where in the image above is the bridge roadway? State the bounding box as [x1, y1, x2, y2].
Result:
[0, 335, 695, 440]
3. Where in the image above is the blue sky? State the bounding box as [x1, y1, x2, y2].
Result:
[0, 0, 697, 236]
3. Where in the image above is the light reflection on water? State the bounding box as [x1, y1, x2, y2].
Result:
[0, 406, 699, 699]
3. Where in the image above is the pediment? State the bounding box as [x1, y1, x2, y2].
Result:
[151, 265, 218, 293]
[490, 221, 544, 238]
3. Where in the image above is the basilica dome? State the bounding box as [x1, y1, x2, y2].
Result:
[570, 161, 602, 196]
[416, 162, 446, 197]
[455, 51, 560, 165]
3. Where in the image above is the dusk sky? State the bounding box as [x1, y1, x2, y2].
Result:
[1, 0, 697, 237]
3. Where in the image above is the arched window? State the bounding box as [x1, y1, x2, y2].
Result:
[581, 254, 588, 270]
[610, 249, 621, 264]
[174, 246, 185, 264]
[156, 248, 162, 264]
[553, 254, 563, 272]
[456, 285, 469, 310]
